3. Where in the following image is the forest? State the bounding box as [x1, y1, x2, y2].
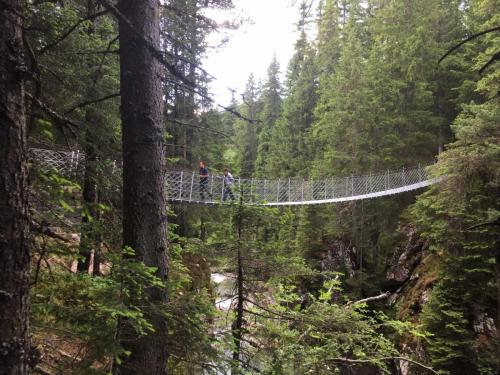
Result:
[0, 0, 499, 374]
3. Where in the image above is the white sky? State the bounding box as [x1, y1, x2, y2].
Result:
[203, 0, 302, 106]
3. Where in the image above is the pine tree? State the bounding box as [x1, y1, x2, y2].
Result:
[233, 74, 262, 177]
[363, 0, 469, 167]
[266, 2, 318, 177]
[0, 1, 34, 372]
[411, 1, 500, 372]
[312, 0, 373, 176]
[255, 55, 283, 177]
[115, 1, 169, 372]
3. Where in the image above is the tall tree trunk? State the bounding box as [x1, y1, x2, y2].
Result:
[231, 205, 244, 373]
[496, 248, 500, 373]
[115, 1, 169, 374]
[77, 127, 100, 274]
[0, 1, 34, 373]
[78, 0, 102, 275]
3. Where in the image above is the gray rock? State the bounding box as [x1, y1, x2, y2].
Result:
[387, 224, 424, 284]
[320, 237, 358, 278]
[473, 312, 497, 336]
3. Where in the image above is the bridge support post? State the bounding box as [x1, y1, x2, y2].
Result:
[221, 177, 225, 202]
[70, 151, 75, 176]
[179, 171, 183, 200]
[238, 178, 241, 201]
[189, 172, 194, 202]
[288, 178, 291, 202]
[74, 150, 80, 179]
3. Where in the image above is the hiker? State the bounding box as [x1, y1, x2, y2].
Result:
[223, 168, 235, 201]
[199, 160, 211, 200]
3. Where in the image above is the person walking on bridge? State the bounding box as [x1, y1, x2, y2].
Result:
[199, 160, 212, 200]
[223, 168, 235, 201]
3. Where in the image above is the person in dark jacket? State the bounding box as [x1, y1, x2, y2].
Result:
[199, 160, 211, 200]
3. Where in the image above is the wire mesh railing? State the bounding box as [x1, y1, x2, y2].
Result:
[30, 148, 437, 206]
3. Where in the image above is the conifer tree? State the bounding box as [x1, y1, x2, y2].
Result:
[0, 1, 34, 373]
[233, 74, 262, 177]
[411, 1, 500, 372]
[266, 2, 318, 177]
[255, 56, 283, 177]
[312, 0, 372, 176]
[115, 1, 169, 373]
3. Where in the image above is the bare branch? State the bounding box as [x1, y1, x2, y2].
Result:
[162, 4, 218, 29]
[26, 92, 79, 137]
[64, 92, 120, 115]
[438, 26, 500, 64]
[164, 78, 258, 124]
[167, 117, 229, 138]
[479, 51, 500, 74]
[347, 291, 391, 306]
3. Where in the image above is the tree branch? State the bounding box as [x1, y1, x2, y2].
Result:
[438, 26, 500, 64]
[327, 356, 438, 375]
[164, 77, 258, 124]
[99, 0, 256, 123]
[162, 4, 218, 29]
[97, 0, 196, 88]
[26, 92, 79, 137]
[346, 291, 391, 306]
[167, 117, 229, 138]
[38, 10, 109, 55]
[467, 218, 500, 230]
[479, 51, 500, 74]
[64, 92, 120, 115]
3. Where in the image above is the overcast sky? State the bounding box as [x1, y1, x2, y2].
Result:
[203, 0, 303, 106]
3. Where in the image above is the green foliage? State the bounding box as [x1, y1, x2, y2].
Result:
[25, 0, 500, 373]
[32, 247, 166, 373]
[408, 2, 500, 371]
[251, 279, 420, 374]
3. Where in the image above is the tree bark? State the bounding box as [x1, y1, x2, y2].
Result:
[0, 1, 34, 373]
[231, 205, 244, 374]
[496, 248, 500, 373]
[77, 128, 100, 274]
[78, 1, 102, 275]
[114, 1, 169, 374]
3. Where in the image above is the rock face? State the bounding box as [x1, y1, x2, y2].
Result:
[473, 312, 496, 337]
[398, 342, 430, 375]
[385, 224, 434, 375]
[386, 224, 424, 284]
[320, 237, 358, 278]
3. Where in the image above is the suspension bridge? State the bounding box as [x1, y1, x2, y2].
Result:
[30, 148, 438, 206]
